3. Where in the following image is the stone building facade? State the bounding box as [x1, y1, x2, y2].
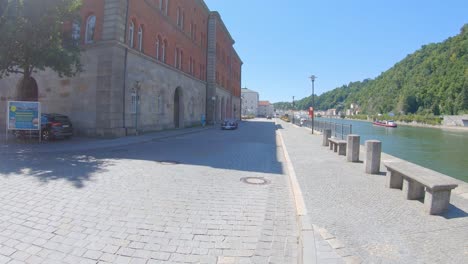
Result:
[241, 88, 259, 117]
[0, 0, 242, 137]
[258, 101, 274, 117]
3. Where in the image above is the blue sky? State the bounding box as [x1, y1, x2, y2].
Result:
[204, 0, 468, 103]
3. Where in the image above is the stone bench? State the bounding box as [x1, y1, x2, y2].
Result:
[328, 137, 346, 156]
[384, 161, 459, 215]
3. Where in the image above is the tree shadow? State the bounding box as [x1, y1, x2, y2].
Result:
[0, 152, 110, 188]
[0, 121, 284, 188]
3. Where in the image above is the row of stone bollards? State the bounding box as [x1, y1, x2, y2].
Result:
[322, 129, 382, 174]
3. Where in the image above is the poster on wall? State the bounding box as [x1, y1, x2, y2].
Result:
[7, 101, 41, 130]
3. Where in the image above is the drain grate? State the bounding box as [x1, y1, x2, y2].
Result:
[240, 177, 270, 185]
[156, 160, 181, 165]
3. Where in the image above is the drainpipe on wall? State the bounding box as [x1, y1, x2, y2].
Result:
[122, 0, 130, 135]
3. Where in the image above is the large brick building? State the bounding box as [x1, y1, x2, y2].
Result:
[0, 0, 242, 137]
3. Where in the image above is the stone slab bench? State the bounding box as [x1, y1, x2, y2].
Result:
[384, 161, 459, 215]
[328, 138, 346, 156]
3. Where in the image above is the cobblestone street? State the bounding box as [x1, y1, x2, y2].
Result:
[0, 121, 298, 264]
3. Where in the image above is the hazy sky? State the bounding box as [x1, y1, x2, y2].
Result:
[204, 0, 467, 103]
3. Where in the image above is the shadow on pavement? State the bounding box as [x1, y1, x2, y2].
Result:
[0, 120, 283, 188]
[442, 204, 468, 219]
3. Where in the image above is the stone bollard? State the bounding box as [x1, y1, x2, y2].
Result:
[322, 129, 332, 146]
[365, 140, 381, 174]
[346, 134, 360, 162]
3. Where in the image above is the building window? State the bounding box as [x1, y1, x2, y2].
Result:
[175, 48, 179, 68]
[128, 21, 134, 48]
[190, 22, 193, 38]
[72, 20, 81, 43]
[138, 26, 143, 52]
[131, 93, 137, 114]
[158, 94, 164, 114]
[180, 50, 183, 71]
[156, 36, 161, 60]
[189, 57, 192, 74]
[176, 7, 181, 27]
[181, 12, 185, 30]
[85, 15, 96, 44]
[193, 24, 197, 41]
[159, 0, 163, 10]
[162, 40, 167, 63]
[165, 0, 169, 15]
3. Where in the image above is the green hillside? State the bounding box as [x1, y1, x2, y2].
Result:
[275, 24, 468, 115]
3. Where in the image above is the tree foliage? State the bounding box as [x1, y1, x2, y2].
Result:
[274, 24, 468, 115]
[0, 0, 83, 80]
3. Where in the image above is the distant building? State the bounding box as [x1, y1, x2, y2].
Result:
[327, 109, 337, 116]
[258, 101, 274, 117]
[241, 88, 259, 116]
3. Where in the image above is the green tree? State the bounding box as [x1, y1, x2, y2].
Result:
[0, 0, 82, 97]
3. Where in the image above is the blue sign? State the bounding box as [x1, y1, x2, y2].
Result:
[7, 101, 41, 130]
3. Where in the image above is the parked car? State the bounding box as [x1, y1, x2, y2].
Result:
[221, 119, 238, 130]
[13, 113, 73, 141]
[266, 115, 272, 119]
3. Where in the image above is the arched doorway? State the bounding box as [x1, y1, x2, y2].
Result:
[16, 77, 38, 101]
[173, 87, 184, 128]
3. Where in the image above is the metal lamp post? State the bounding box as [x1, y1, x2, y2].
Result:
[309, 75, 317, 134]
[292, 96, 295, 125]
[132, 81, 141, 135]
[211, 96, 216, 125]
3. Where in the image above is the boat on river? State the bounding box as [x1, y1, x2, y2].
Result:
[373, 120, 397, 128]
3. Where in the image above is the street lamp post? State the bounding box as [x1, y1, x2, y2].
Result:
[292, 96, 295, 125]
[132, 81, 142, 135]
[211, 96, 216, 125]
[309, 75, 317, 134]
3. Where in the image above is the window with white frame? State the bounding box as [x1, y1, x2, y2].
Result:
[156, 37, 160, 60]
[189, 57, 193, 74]
[138, 26, 143, 52]
[72, 20, 81, 42]
[165, 0, 169, 15]
[131, 93, 137, 114]
[181, 12, 185, 30]
[128, 21, 134, 48]
[176, 8, 179, 26]
[162, 40, 167, 62]
[180, 50, 183, 70]
[85, 15, 96, 44]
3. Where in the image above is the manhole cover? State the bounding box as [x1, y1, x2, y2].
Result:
[240, 177, 270, 185]
[156, 160, 181, 165]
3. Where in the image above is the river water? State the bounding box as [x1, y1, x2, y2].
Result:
[315, 117, 468, 182]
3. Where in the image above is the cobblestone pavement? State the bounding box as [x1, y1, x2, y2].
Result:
[0, 120, 298, 264]
[278, 120, 468, 264]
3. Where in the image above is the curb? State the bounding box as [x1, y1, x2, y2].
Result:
[277, 128, 317, 264]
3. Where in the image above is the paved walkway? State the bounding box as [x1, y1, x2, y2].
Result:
[278, 119, 468, 263]
[0, 120, 299, 264]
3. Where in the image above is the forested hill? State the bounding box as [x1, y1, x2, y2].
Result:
[275, 24, 468, 115]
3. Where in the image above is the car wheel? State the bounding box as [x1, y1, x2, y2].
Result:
[41, 130, 51, 141]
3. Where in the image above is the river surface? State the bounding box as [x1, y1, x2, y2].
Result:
[315, 117, 468, 182]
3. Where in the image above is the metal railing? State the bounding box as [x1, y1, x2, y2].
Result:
[293, 119, 352, 139]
